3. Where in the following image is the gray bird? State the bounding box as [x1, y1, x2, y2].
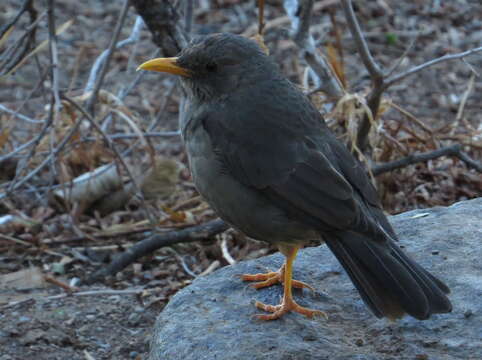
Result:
[138, 33, 452, 321]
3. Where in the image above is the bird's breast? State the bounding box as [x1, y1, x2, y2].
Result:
[184, 122, 319, 244]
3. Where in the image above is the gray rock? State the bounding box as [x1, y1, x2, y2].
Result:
[148, 198, 482, 360]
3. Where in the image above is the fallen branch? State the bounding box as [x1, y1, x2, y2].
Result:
[86, 218, 229, 283]
[0, 233, 64, 257]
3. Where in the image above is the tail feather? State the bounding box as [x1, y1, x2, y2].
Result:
[325, 232, 452, 320]
[324, 238, 388, 318]
[388, 243, 451, 313]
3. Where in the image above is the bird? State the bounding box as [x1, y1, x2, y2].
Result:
[138, 33, 452, 321]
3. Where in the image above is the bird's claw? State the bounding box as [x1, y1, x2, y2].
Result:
[254, 299, 327, 321]
[241, 266, 315, 291]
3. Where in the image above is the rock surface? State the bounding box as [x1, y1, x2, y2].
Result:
[148, 198, 482, 360]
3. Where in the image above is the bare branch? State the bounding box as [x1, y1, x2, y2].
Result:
[0, 104, 44, 124]
[0, 137, 40, 164]
[4, 114, 82, 195]
[358, 45, 482, 153]
[338, 0, 386, 153]
[284, 0, 343, 98]
[86, 16, 146, 132]
[84, 16, 144, 95]
[86, 0, 130, 113]
[384, 46, 482, 89]
[87, 218, 229, 283]
[340, 0, 383, 82]
[46, 0, 61, 113]
[385, 34, 418, 79]
[371, 144, 482, 175]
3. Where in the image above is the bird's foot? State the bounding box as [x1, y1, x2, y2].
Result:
[254, 298, 327, 321]
[240, 265, 314, 291]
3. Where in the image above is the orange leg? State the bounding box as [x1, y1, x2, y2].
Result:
[243, 244, 327, 321]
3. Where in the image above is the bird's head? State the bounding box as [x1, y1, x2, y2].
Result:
[138, 33, 276, 101]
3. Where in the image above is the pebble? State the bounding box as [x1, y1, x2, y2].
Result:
[17, 316, 30, 323]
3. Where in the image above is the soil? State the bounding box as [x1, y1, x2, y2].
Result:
[0, 291, 158, 360]
[0, 0, 481, 359]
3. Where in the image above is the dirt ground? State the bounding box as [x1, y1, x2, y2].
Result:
[0, 290, 158, 360]
[0, 0, 481, 359]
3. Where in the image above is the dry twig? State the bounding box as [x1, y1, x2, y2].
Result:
[198, 260, 220, 277]
[372, 144, 482, 175]
[2, 114, 83, 197]
[220, 235, 236, 265]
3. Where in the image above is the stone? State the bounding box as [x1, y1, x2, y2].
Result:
[148, 198, 482, 360]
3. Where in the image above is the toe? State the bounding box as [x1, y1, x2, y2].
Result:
[254, 300, 280, 313]
[254, 311, 285, 321]
[250, 276, 281, 289]
[291, 302, 328, 319]
[291, 279, 316, 291]
[240, 271, 278, 282]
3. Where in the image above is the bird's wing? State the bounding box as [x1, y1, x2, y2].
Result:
[201, 83, 393, 239]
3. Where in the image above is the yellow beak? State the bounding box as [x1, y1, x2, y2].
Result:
[137, 57, 190, 77]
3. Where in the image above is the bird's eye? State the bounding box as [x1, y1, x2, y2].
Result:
[205, 62, 217, 72]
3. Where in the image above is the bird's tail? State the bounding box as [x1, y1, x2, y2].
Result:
[325, 232, 452, 320]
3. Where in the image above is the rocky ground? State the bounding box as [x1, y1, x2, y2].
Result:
[148, 199, 482, 360]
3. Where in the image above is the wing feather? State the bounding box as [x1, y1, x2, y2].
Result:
[201, 80, 389, 238]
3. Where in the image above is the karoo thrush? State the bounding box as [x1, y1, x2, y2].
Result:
[138, 33, 452, 321]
